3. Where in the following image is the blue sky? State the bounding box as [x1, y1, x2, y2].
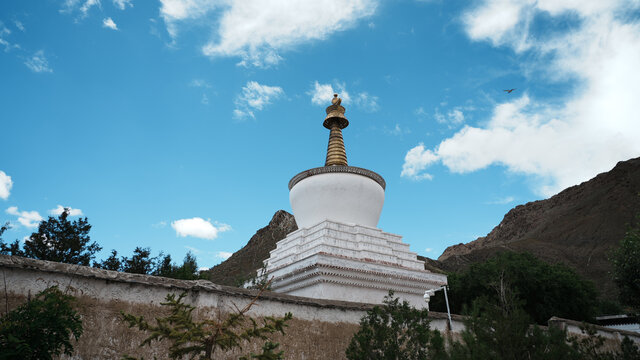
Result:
[1, 0, 639, 269]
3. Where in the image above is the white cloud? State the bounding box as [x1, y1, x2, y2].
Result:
[160, 0, 376, 67]
[14, 21, 25, 32]
[171, 217, 230, 240]
[414, 107, 428, 118]
[0, 22, 19, 52]
[61, 0, 101, 19]
[434, 108, 465, 128]
[24, 50, 53, 73]
[308, 81, 351, 106]
[80, 0, 101, 17]
[49, 205, 84, 216]
[201, 93, 209, 104]
[158, 0, 224, 41]
[103, 17, 118, 30]
[184, 245, 201, 254]
[216, 251, 233, 260]
[425, 248, 433, 253]
[384, 124, 410, 136]
[354, 92, 379, 112]
[308, 81, 378, 111]
[113, 0, 132, 10]
[6, 206, 43, 228]
[152, 221, 167, 228]
[233, 81, 284, 120]
[189, 79, 211, 88]
[214, 221, 232, 232]
[401, 143, 437, 180]
[487, 196, 515, 205]
[404, 1, 640, 196]
[0, 171, 12, 200]
[463, 0, 533, 52]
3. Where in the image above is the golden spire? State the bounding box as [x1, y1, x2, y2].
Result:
[324, 94, 349, 166]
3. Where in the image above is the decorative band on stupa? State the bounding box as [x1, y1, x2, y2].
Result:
[324, 94, 349, 166]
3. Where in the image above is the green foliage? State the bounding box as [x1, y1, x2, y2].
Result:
[345, 291, 448, 360]
[95, 249, 123, 271]
[610, 217, 640, 311]
[122, 247, 156, 274]
[0, 222, 24, 257]
[0, 286, 83, 360]
[154, 253, 174, 277]
[95, 249, 202, 280]
[167, 252, 200, 280]
[22, 208, 101, 265]
[568, 324, 640, 360]
[239, 340, 284, 360]
[121, 289, 292, 359]
[447, 283, 577, 360]
[245, 266, 272, 290]
[444, 280, 638, 360]
[431, 252, 598, 324]
[619, 337, 640, 360]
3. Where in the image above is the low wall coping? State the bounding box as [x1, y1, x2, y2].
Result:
[0, 254, 456, 322]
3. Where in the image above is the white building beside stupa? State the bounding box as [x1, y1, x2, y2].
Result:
[263, 95, 447, 308]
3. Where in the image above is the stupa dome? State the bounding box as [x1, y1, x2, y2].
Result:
[289, 94, 386, 229]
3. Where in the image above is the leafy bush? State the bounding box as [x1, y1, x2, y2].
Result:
[121, 285, 292, 359]
[430, 252, 598, 324]
[0, 286, 83, 360]
[346, 291, 448, 360]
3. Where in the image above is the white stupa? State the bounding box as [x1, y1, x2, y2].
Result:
[263, 95, 447, 307]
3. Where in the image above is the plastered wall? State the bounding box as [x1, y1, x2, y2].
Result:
[1, 255, 637, 359]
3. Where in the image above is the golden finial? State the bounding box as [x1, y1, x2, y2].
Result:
[324, 94, 348, 166]
[331, 93, 341, 106]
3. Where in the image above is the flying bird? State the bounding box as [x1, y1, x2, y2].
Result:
[503, 88, 516, 93]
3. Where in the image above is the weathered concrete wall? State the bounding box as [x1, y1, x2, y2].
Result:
[1, 255, 638, 359]
[0, 255, 375, 359]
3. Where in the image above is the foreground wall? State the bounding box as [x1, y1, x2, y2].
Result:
[1, 255, 637, 359]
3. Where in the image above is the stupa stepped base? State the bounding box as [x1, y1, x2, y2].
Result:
[264, 220, 447, 308]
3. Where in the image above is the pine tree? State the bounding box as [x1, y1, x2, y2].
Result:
[23, 208, 101, 265]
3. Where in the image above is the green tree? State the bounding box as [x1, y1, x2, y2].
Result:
[22, 208, 101, 266]
[0, 286, 83, 360]
[431, 252, 598, 324]
[346, 291, 448, 360]
[94, 249, 123, 271]
[151, 251, 200, 280]
[447, 278, 577, 360]
[154, 253, 174, 277]
[610, 217, 640, 311]
[446, 279, 638, 360]
[121, 285, 292, 359]
[0, 222, 24, 257]
[170, 252, 199, 280]
[121, 247, 155, 274]
[95, 249, 203, 280]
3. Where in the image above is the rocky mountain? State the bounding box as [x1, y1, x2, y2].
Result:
[207, 210, 297, 287]
[437, 157, 640, 298]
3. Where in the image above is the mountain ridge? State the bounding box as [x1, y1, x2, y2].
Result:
[437, 157, 640, 298]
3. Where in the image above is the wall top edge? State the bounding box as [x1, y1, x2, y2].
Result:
[0, 254, 374, 311]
